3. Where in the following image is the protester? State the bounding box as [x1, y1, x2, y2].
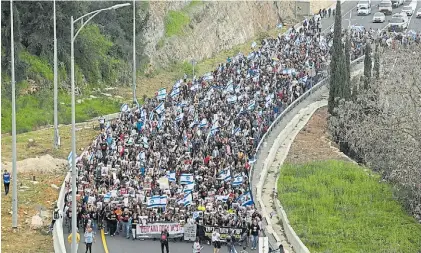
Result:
[160, 228, 170, 253]
[227, 236, 236, 253]
[193, 237, 203, 253]
[84, 227, 95, 253]
[50, 205, 61, 231]
[3, 170, 10, 196]
[250, 220, 260, 250]
[212, 229, 221, 253]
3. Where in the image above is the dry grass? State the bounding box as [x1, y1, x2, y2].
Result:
[1, 123, 99, 162]
[285, 106, 349, 164]
[1, 171, 65, 253]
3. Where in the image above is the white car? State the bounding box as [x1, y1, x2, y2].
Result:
[392, 12, 409, 23]
[388, 17, 408, 32]
[402, 5, 414, 16]
[358, 5, 372, 15]
[372, 12, 386, 22]
[417, 8, 421, 18]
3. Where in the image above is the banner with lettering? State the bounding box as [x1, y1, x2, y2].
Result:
[136, 223, 183, 236]
[203, 226, 242, 241]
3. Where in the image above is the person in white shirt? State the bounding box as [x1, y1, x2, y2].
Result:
[212, 229, 221, 253]
[192, 237, 203, 253]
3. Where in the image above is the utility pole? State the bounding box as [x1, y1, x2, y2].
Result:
[10, 0, 18, 229]
[132, 0, 136, 103]
[53, 0, 60, 149]
[191, 59, 196, 79]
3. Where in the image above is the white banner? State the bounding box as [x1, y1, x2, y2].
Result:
[136, 223, 183, 236]
[183, 224, 197, 241]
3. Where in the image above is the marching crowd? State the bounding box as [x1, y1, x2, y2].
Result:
[58, 9, 421, 253]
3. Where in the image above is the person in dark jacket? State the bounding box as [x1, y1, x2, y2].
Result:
[160, 228, 170, 253]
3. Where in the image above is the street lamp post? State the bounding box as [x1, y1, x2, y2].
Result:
[10, 0, 18, 229]
[132, 0, 136, 103]
[191, 59, 197, 79]
[69, 3, 130, 253]
[53, 0, 60, 149]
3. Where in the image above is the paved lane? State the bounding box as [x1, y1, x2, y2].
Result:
[102, 2, 419, 253]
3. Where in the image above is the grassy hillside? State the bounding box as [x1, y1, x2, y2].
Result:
[278, 160, 421, 253]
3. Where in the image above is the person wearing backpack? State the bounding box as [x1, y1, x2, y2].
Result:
[160, 228, 170, 253]
[50, 205, 61, 232]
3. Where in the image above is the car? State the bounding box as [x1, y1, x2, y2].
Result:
[402, 5, 414, 16]
[392, 12, 409, 23]
[388, 17, 408, 32]
[372, 12, 386, 22]
[379, 0, 393, 15]
[391, 0, 404, 7]
[357, 5, 372, 15]
[417, 8, 421, 18]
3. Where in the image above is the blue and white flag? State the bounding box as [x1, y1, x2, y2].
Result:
[216, 195, 230, 202]
[190, 83, 199, 91]
[67, 151, 73, 167]
[103, 192, 112, 203]
[156, 88, 167, 100]
[232, 126, 241, 135]
[149, 111, 154, 121]
[120, 103, 129, 112]
[247, 100, 255, 111]
[219, 169, 232, 182]
[210, 122, 219, 135]
[157, 115, 165, 129]
[226, 80, 234, 93]
[147, 195, 167, 208]
[155, 102, 165, 115]
[175, 113, 184, 122]
[180, 174, 194, 185]
[199, 119, 208, 128]
[237, 191, 254, 206]
[170, 87, 180, 98]
[227, 95, 237, 104]
[189, 121, 199, 128]
[167, 171, 176, 182]
[183, 192, 193, 207]
[183, 182, 195, 193]
[232, 175, 243, 186]
[203, 73, 214, 81]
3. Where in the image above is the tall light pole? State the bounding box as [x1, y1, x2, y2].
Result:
[132, 0, 136, 103]
[10, 0, 18, 229]
[70, 3, 130, 253]
[53, 0, 60, 149]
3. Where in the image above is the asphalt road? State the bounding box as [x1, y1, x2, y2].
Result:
[68, 2, 420, 253]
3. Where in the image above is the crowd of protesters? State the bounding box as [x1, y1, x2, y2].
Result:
[59, 8, 421, 252]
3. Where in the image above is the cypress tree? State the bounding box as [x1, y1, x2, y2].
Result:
[328, 0, 343, 115]
[374, 43, 380, 79]
[363, 41, 372, 89]
[343, 33, 352, 99]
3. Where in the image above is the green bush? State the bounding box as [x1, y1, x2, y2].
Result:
[164, 10, 190, 37]
[278, 160, 421, 253]
[19, 51, 53, 82]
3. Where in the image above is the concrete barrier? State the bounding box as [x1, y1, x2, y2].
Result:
[53, 172, 71, 253]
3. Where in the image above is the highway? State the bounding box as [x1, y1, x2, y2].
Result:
[63, 1, 419, 253]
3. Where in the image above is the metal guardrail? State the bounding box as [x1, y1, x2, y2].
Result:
[250, 55, 365, 250]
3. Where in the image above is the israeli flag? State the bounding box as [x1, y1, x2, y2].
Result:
[67, 151, 73, 166]
[173, 79, 182, 89]
[190, 83, 199, 91]
[180, 174, 194, 185]
[175, 113, 184, 122]
[219, 169, 232, 182]
[120, 103, 129, 112]
[167, 171, 176, 182]
[199, 119, 208, 128]
[156, 88, 167, 100]
[183, 192, 193, 207]
[104, 192, 112, 202]
[203, 73, 214, 81]
[247, 100, 255, 111]
[183, 183, 195, 193]
[210, 122, 219, 135]
[147, 196, 162, 208]
[227, 95, 237, 104]
[226, 80, 234, 93]
[237, 191, 254, 206]
[149, 111, 154, 121]
[216, 195, 229, 202]
[158, 115, 165, 129]
[155, 102, 165, 115]
[160, 196, 168, 207]
[232, 126, 241, 135]
[170, 87, 180, 98]
[189, 121, 199, 128]
[232, 175, 243, 186]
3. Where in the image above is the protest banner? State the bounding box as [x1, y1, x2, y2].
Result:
[136, 223, 183, 238]
[183, 224, 197, 241]
[203, 226, 242, 241]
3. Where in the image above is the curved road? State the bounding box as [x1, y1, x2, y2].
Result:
[73, 1, 419, 253]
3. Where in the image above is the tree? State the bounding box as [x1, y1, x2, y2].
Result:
[373, 42, 380, 79]
[328, 0, 345, 114]
[343, 33, 352, 99]
[329, 43, 421, 221]
[363, 41, 372, 89]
